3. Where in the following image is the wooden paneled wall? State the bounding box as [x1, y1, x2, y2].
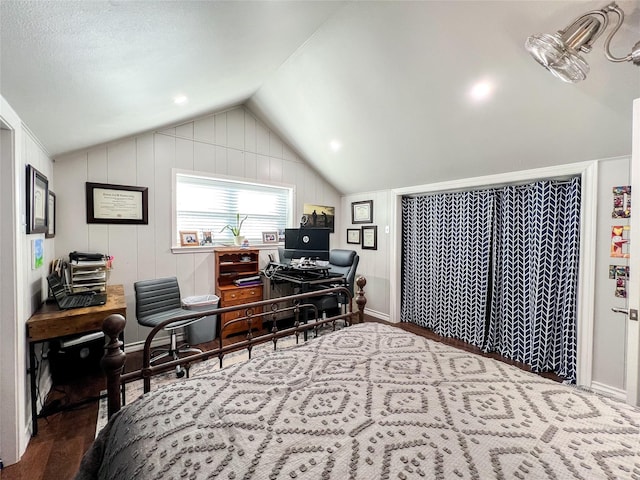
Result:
[54, 106, 340, 345]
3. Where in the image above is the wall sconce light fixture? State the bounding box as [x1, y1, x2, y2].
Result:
[525, 2, 640, 83]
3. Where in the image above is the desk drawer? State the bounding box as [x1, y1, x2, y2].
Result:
[220, 285, 263, 303]
[221, 307, 263, 337]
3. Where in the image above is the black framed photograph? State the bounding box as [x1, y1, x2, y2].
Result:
[26, 164, 48, 234]
[362, 225, 378, 250]
[351, 200, 373, 224]
[86, 182, 148, 224]
[46, 190, 56, 238]
[347, 228, 361, 244]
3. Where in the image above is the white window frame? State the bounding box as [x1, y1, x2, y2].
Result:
[171, 168, 295, 251]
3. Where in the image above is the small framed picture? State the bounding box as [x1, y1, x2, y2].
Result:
[362, 225, 377, 250]
[46, 190, 56, 238]
[180, 230, 199, 247]
[26, 164, 48, 234]
[262, 231, 278, 244]
[351, 200, 373, 224]
[347, 228, 361, 244]
[201, 231, 213, 245]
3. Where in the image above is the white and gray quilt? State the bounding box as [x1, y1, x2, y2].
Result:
[76, 322, 640, 480]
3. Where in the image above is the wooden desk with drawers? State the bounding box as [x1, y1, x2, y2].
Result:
[214, 248, 263, 338]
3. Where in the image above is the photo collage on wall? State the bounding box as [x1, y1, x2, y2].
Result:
[610, 185, 631, 298]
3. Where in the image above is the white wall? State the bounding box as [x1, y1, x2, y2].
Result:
[54, 106, 341, 345]
[338, 190, 392, 320]
[592, 157, 630, 396]
[0, 95, 53, 465]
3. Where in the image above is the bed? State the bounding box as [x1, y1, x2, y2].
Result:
[76, 283, 640, 479]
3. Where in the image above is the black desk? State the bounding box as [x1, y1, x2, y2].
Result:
[269, 268, 344, 291]
[265, 266, 345, 338]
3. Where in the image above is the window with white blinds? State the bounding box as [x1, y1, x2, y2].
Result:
[175, 172, 293, 246]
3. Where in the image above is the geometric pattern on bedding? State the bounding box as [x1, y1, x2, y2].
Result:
[401, 191, 494, 348]
[486, 177, 581, 382]
[83, 323, 640, 480]
[401, 177, 581, 382]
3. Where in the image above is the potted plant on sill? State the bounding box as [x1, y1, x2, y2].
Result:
[220, 214, 248, 246]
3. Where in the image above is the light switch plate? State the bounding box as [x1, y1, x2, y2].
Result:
[630, 309, 638, 321]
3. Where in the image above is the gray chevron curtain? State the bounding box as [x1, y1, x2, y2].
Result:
[401, 177, 581, 382]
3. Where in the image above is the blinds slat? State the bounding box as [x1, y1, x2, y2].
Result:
[176, 173, 291, 245]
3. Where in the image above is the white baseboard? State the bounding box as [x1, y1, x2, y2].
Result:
[589, 381, 626, 400]
[124, 334, 174, 354]
[363, 308, 390, 322]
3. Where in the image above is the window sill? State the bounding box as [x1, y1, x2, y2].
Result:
[171, 243, 282, 254]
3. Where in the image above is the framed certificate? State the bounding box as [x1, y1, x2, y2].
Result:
[86, 182, 148, 224]
[347, 228, 361, 244]
[362, 225, 377, 250]
[351, 200, 373, 224]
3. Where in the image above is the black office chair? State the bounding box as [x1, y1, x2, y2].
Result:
[134, 277, 202, 377]
[306, 249, 359, 321]
[277, 246, 293, 265]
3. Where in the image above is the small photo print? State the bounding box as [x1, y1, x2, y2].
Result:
[615, 278, 627, 298]
[611, 225, 630, 258]
[615, 265, 629, 279]
[612, 186, 631, 219]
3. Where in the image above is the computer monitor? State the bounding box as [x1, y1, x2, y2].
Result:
[284, 228, 330, 261]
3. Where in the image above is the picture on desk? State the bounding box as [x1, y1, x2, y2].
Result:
[302, 203, 334, 232]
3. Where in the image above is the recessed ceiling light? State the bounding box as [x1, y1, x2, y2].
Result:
[469, 81, 494, 102]
[329, 139, 342, 152]
[174, 95, 188, 105]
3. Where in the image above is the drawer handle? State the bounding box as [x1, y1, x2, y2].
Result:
[250, 290, 255, 295]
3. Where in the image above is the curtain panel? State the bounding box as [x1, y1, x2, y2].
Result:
[401, 191, 494, 347]
[486, 178, 581, 381]
[401, 177, 581, 381]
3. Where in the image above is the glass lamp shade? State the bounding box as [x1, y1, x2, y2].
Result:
[525, 33, 589, 83]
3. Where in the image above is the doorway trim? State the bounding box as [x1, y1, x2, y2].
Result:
[0, 97, 27, 464]
[390, 161, 598, 389]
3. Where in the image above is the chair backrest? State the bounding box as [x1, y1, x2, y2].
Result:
[277, 246, 293, 264]
[134, 277, 182, 320]
[328, 249, 359, 296]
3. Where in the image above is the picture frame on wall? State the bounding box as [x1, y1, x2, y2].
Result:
[303, 203, 335, 232]
[46, 190, 56, 238]
[361, 225, 378, 250]
[347, 228, 361, 244]
[180, 230, 199, 246]
[26, 164, 48, 234]
[351, 200, 373, 224]
[86, 182, 149, 224]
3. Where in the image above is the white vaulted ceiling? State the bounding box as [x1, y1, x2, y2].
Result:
[1, 1, 639, 194]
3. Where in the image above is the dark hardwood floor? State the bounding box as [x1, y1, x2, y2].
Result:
[3, 316, 561, 479]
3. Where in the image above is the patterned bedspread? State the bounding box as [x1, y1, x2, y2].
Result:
[76, 322, 640, 480]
